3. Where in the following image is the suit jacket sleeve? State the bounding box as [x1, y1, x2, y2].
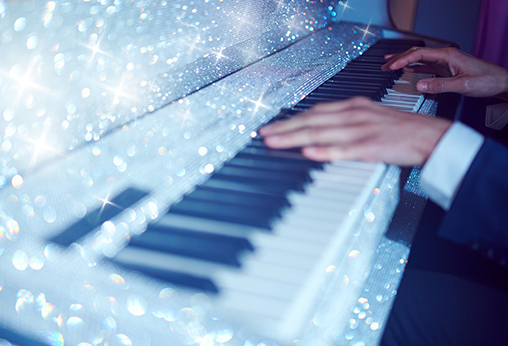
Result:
[437, 138, 508, 264]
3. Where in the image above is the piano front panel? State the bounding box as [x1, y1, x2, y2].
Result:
[0, 1, 435, 344]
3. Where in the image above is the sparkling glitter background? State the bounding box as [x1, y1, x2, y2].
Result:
[0, 0, 335, 176]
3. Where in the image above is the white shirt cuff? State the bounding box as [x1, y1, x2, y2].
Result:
[485, 103, 508, 130]
[421, 122, 484, 210]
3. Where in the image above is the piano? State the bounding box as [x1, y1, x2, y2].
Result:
[0, 1, 452, 345]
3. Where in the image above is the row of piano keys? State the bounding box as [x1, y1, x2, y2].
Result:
[110, 38, 426, 292]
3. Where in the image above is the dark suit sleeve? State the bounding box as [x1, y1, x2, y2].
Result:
[437, 138, 508, 264]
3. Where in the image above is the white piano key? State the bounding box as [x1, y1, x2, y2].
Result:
[310, 170, 370, 185]
[216, 273, 300, 301]
[249, 233, 326, 257]
[114, 243, 318, 289]
[113, 246, 234, 279]
[240, 261, 310, 285]
[287, 193, 354, 211]
[310, 179, 366, 194]
[272, 224, 335, 243]
[275, 213, 348, 234]
[156, 213, 259, 238]
[324, 165, 378, 177]
[386, 89, 422, 99]
[284, 204, 348, 222]
[328, 160, 379, 170]
[251, 247, 318, 270]
[220, 290, 290, 319]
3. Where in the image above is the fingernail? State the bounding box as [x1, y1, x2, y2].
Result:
[418, 81, 428, 92]
[384, 54, 393, 59]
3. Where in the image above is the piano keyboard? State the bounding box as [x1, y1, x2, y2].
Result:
[83, 39, 429, 338]
[0, 26, 433, 345]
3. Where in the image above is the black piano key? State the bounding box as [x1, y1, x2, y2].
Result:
[239, 146, 311, 161]
[208, 172, 304, 196]
[341, 67, 399, 79]
[247, 140, 303, 153]
[168, 198, 277, 229]
[219, 165, 311, 184]
[302, 93, 382, 103]
[49, 187, 149, 246]
[236, 149, 324, 168]
[331, 70, 394, 79]
[227, 155, 322, 174]
[290, 106, 313, 113]
[186, 186, 290, 209]
[201, 177, 290, 197]
[347, 60, 385, 67]
[212, 173, 306, 193]
[150, 225, 254, 250]
[128, 227, 253, 266]
[329, 75, 393, 87]
[110, 261, 219, 293]
[365, 39, 424, 52]
[322, 80, 389, 93]
[297, 97, 351, 108]
[235, 150, 325, 169]
[247, 139, 276, 148]
[310, 90, 384, 100]
[310, 88, 384, 100]
[315, 87, 387, 97]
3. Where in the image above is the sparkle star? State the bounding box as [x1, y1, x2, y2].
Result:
[98, 77, 141, 112]
[0, 58, 53, 109]
[337, 0, 355, 17]
[182, 34, 202, 54]
[81, 33, 112, 62]
[93, 191, 123, 222]
[215, 83, 233, 95]
[247, 93, 271, 114]
[175, 109, 197, 128]
[358, 22, 375, 41]
[18, 120, 65, 174]
[211, 46, 229, 63]
[338, 0, 354, 11]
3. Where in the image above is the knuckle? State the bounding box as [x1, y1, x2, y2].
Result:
[463, 78, 472, 93]
[431, 79, 445, 92]
[306, 128, 323, 141]
[444, 47, 458, 58]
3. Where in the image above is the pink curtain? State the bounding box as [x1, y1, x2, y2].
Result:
[473, 0, 508, 70]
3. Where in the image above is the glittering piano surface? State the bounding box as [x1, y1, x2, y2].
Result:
[0, 1, 411, 345]
[0, 0, 336, 175]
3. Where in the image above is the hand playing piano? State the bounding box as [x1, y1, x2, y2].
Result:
[259, 97, 452, 166]
[381, 47, 508, 101]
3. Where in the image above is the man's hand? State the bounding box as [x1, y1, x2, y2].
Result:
[382, 47, 508, 101]
[259, 98, 452, 166]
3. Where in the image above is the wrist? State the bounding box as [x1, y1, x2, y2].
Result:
[495, 68, 508, 102]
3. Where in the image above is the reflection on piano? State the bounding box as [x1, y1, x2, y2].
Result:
[0, 1, 449, 345]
